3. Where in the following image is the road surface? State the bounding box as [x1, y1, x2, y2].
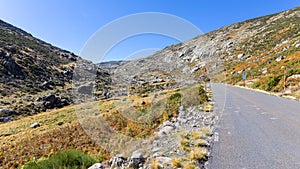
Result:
[208, 84, 300, 169]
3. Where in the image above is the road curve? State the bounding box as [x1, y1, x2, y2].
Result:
[208, 84, 300, 169]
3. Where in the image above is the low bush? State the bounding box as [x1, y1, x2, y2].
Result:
[198, 86, 208, 104]
[22, 149, 97, 169]
[165, 92, 181, 119]
[189, 148, 208, 161]
[264, 76, 281, 91]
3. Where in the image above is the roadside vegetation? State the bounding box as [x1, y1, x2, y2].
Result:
[0, 83, 209, 168]
[22, 149, 97, 169]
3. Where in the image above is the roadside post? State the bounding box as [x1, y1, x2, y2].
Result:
[282, 66, 287, 92]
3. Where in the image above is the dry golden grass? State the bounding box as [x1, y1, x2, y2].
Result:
[189, 147, 208, 161]
[150, 158, 162, 169]
[0, 87, 186, 168]
[200, 127, 213, 137]
[171, 158, 183, 168]
[0, 83, 209, 168]
[183, 162, 197, 169]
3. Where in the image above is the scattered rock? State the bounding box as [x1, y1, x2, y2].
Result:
[152, 152, 161, 158]
[88, 163, 103, 169]
[162, 121, 176, 129]
[0, 109, 17, 123]
[128, 150, 146, 169]
[102, 92, 112, 99]
[35, 94, 65, 110]
[288, 74, 300, 80]
[237, 53, 244, 59]
[191, 66, 200, 73]
[276, 55, 285, 62]
[157, 126, 175, 136]
[152, 78, 165, 83]
[155, 156, 172, 165]
[109, 154, 126, 168]
[262, 68, 268, 74]
[40, 80, 54, 90]
[237, 69, 244, 74]
[179, 105, 185, 112]
[0, 108, 17, 116]
[30, 122, 40, 128]
[0, 117, 13, 123]
[77, 83, 93, 95]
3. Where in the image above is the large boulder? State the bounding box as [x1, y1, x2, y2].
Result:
[109, 154, 126, 168]
[43, 94, 61, 109]
[77, 82, 93, 95]
[127, 150, 146, 169]
[35, 94, 66, 110]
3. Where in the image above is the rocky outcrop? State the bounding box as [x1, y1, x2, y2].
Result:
[0, 109, 17, 122]
[0, 19, 111, 122]
[91, 97, 216, 169]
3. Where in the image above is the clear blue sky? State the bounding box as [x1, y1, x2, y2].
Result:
[0, 0, 299, 62]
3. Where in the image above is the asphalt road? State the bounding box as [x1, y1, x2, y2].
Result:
[208, 84, 300, 169]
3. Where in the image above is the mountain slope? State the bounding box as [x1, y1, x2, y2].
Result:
[104, 6, 300, 100]
[0, 19, 110, 122]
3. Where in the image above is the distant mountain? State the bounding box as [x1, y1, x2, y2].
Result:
[105, 6, 300, 99]
[0, 19, 110, 122]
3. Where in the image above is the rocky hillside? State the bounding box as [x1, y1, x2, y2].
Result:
[103, 6, 300, 100]
[0, 20, 110, 122]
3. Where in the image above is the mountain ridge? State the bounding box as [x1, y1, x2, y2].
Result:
[102, 6, 300, 99]
[0, 19, 110, 122]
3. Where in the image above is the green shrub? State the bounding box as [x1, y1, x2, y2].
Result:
[198, 86, 208, 104]
[252, 81, 260, 88]
[165, 93, 181, 118]
[22, 149, 97, 169]
[264, 76, 281, 91]
[169, 92, 181, 100]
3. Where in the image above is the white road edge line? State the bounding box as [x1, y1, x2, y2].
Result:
[214, 132, 219, 142]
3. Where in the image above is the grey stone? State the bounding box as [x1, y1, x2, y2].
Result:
[237, 53, 244, 59]
[77, 82, 93, 95]
[0, 109, 16, 116]
[88, 163, 103, 169]
[30, 122, 40, 128]
[276, 56, 285, 62]
[262, 68, 268, 74]
[128, 150, 145, 169]
[109, 154, 126, 168]
[40, 81, 54, 90]
[0, 117, 13, 123]
[162, 121, 176, 129]
[152, 152, 161, 158]
[155, 157, 172, 165]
